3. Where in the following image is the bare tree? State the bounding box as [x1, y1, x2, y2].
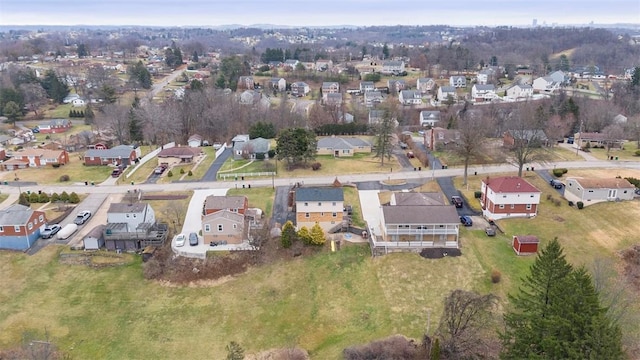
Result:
[436, 289, 498, 359]
[455, 102, 491, 185]
[625, 114, 640, 149]
[99, 103, 130, 144]
[19, 83, 47, 117]
[601, 123, 625, 156]
[504, 102, 552, 177]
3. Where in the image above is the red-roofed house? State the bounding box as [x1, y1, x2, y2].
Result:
[480, 176, 541, 220]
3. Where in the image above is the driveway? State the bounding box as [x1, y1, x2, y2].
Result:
[358, 190, 383, 237]
[201, 148, 232, 182]
[535, 170, 565, 196]
[436, 176, 480, 216]
[53, 193, 110, 245]
[271, 185, 295, 227]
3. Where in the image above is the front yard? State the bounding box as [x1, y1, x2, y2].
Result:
[0, 158, 113, 184]
[585, 141, 640, 161]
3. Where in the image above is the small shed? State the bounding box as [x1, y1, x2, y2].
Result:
[512, 235, 539, 255]
[84, 225, 106, 250]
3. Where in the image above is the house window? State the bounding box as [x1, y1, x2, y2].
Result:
[39, 215, 44, 222]
[233, 224, 237, 229]
[0, 226, 3, 232]
[304, 202, 308, 206]
[126, 214, 130, 218]
[588, 190, 594, 193]
[28, 222, 33, 230]
[503, 195, 507, 198]
[510, 204, 515, 209]
[205, 224, 211, 232]
[499, 204, 505, 209]
[318, 202, 322, 206]
[14, 226, 20, 232]
[90, 157, 95, 161]
[320, 212, 324, 216]
[530, 195, 534, 197]
[526, 204, 532, 210]
[332, 202, 336, 206]
[133, 214, 137, 218]
[217, 224, 223, 232]
[305, 213, 310, 218]
[332, 212, 337, 218]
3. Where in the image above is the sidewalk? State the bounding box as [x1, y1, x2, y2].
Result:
[557, 142, 599, 161]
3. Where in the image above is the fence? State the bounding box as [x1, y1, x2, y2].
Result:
[218, 172, 276, 180]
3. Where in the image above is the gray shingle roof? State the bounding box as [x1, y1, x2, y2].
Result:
[108, 203, 149, 214]
[295, 187, 344, 202]
[0, 204, 34, 225]
[392, 192, 444, 206]
[382, 205, 459, 224]
[204, 196, 247, 210]
[85, 145, 135, 159]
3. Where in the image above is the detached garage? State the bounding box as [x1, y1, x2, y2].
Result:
[84, 225, 105, 250]
[512, 235, 539, 255]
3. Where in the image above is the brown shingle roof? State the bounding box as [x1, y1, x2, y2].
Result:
[157, 147, 201, 158]
[570, 177, 634, 189]
[484, 176, 540, 193]
[382, 205, 459, 224]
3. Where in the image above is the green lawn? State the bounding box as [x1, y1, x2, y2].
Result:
[227, 187, 275, 218]
[8, 158, 112, 185]
[343, 186, 365, 227]
[586, 141, 640, 161]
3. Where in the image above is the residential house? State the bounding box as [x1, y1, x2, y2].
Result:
[424, 127, 460, 151]
[63, 93, 81, 104]
[316, 136, 372, 157]
[564, 177, 635, 203]
[613, 114, 628, 124]
[389, 192, 444, 206]
[295, 187, 344, 231]
[449, 76, 466, 88]
[239, 90, 261, 105]
[480, 176, 541, 220]
[368, 109, 385, 125]
[532, 76, 560, 93]
[84, 145, 140, 166]
[503, 129, 549, 148]
[548, 70, 568, 85]
[364, 91, 383, 107]
[476, 68, 495, 85]
[471, 84, 497, 102]
[237, 76, 254, 90]
[268, 78, 286, 92]
[315, 59, 333, 71]
[267, 60, 281, 68]
[202, 210, 246, 245]
[1, 148, 69, 171]
[203, 195, 249, 216]
[380, 204, 459, 247]
[437, 86, 457, 103]
[419, 111, 441, 127]
[573, 132, 624, 150]
[388, 79, 406, 92]
[283, 59, 300, 69]
[71, 98, 86, 107]
[291, 82, 310, 97]
[381, 61, 405, 74]
[399, 90, 422, 105]
[233, 137, 271, 160]
[104, 202, 167, 251]
[0, 148, 5, 161]
[157, 146, 202, 166]
[416, 78, 436, 94]
[360, 81, 375, 92]
[322, 81, 340, 94]
[187, 134, 202, 148]
[0, 204, 46, 250]
[37, 119, 72, 134]
[506, 84, 533, 99]
[324, 92, 343, 106]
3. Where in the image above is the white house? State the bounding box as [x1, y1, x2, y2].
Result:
[382, 61, 405, 74]
[437, 86, 456, 103]
[548, 70, 568, 85]
[416, 78, 436, 93]
[480, 176, 541, 220]
[291, 82, 310, 97]
[449, 76, 466, 88]
[368, 109, 385, 125]
[420, 111, 441, 127]
[106, 203, 156, 232]
[364, 91, 383, 107]
[321, 82, 340, 94]
[269, 78, 286, 91]
[506, 84, 533, 99]
[399, 90, 422, 105]
[187, 134, 203, 148]
[564, 178, 635, 204]
[71, 98, 86, 107]
[471, 84, 497, 102]
[360, 81, 375, 92]
[532, 76, 560, 94]
[476, 69, 494, 85]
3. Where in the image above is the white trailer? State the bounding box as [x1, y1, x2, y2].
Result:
[57, 224, 78, 240]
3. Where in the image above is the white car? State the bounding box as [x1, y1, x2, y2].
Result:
[174, 233, 186, 247]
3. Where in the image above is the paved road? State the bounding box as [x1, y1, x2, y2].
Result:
[201, 148, 232, 182]
[149, 67, 187, 98]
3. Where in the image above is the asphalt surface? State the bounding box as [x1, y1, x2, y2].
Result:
[271, 186, 295, 227]
[436, 176, 480, 216]
[201, 148, 232, 181]
[535, 170, 565, 196]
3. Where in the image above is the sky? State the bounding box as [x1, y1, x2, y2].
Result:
[0, 0, 639, 27]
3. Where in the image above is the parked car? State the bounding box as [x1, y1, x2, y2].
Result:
[550, 179, 564, 189]
[74, 210, 92, 225]
[174, 233, 186, 247]
[57, 224, 78, 240]
[111, 168, 122, 177]
[188, 232, 199, 246]
[485, 226, 496, 236]
[460, 215, 473, 226]
[406, 151, 415, 158]
[451, 195, 463, 208]
[154, 166, 166, 175]
[399, 142, 408, 149]
[40, 224, 61, 239]
[213, 143, 223, 150]
[32, 127, 40, 133]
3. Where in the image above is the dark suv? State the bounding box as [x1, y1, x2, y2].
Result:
[550, 179, 564, 189]
[451, 196, 463, 208]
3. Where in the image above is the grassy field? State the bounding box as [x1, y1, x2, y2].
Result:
[343, 186, 364, 227]
[0, 158, 113, 184]
[227, 187, 275, 218]
[586, 141, 640, 161]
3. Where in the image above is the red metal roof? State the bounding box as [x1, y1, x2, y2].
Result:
[484, 176, 540, 193]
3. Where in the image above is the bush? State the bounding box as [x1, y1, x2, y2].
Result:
[267, 149, 276, 158]
[59, 174, 70, 182]
[311, 162, 322, 171]
[69, 192, 80, 204]
[577, 201, 584, 209]
[546, 194, 553, 201]
[491, 269, 502, 284]
[60, 191, 70, 202]
[625, 177, 640, 188]
[552, 169, 564, 177]
[255, 152, 265, 160]
[38, 193, 50, 203]
[28, 192, 40, 203]
[167, 170, 173, 177]
[180, 168, 185, 174]
[554, 199, 562, 207]
[474, 191, 482, 199]
[187, 170, 193, 176]
[568, 201, 574, 207]
[50, 193, 60, 202]
[635, 150, 640, 156]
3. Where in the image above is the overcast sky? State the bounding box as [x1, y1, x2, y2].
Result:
[1, 0, 638, 27]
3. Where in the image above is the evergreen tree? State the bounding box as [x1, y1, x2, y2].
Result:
[382, 43, 390, 59]
[59, 191, 70, 203]
[225, 341, 244, 360]
[128, 108, 143, 143]
[40, 70, 69, 103]
[77, 43, 89, 58]
[280, 220, 295, 248]
[68, 192, 80, 204]
[502, 238, 623, 359]
[128, 61, 152, 90]
[373, 108, 395, 166]
[18, 192, 30, 207]
[310, 223, 326, 245]
[0, 88, 25, 116]
[85, 104, 95, 124]
[275, 128, 317, 170]
[3, 101, 21, 125]
[297, 226, 312, 245]
[248, 121, 276, 139]
[192, 50, 199, 63]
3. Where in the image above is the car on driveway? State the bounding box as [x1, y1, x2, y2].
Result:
[550, 179, 564, 189]
[40, 224, 61, 239]
[188, 232, 199, 246]
[451, 195, 464, 208]
[74, 210, 92, 225]
[485, 226, 496, 236]
[154, 166, 166, 175]
[460, 215, 473, 226]
[174, 233, 186, 247]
